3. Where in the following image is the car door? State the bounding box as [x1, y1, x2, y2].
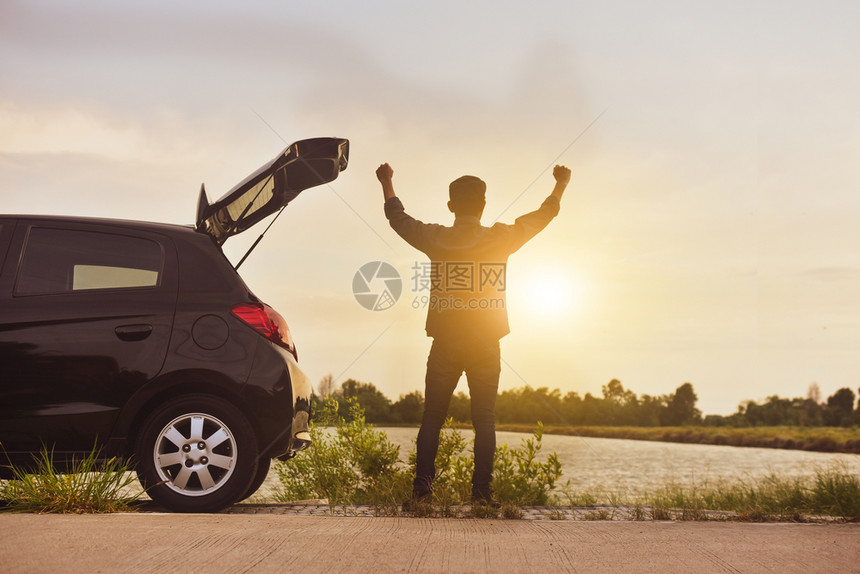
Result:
[0, 219, 178, 455]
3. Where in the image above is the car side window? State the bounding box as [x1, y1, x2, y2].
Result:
[16, 228, 163, 295]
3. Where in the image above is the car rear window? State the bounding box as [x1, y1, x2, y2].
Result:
[16, 228, 163, 295]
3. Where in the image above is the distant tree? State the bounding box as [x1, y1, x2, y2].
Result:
[797, 396, 823, 427]
[449, 391, 471, 423]
[580, 393, 605, 426]
[599, 379, 639, 425]
[602, 379, 636, 406]
[632, 393, 665, 426]
[727, 391, 831, 428]
[761, 395, 796, 426]
[857, 387, 860, 425]
[824, 387, 856, 427]
[337, 379, 392, 423]
[310, 377, 857, 430]
[496, 386, 564, 425]
[317, 373, 336, 396]
[854, 387, 860, 425]
[739, 399, 764, 426]
[391, 391, 424, 424]
[560, 392, 585, 425]
[661, 382, 701, 426]
[703, 414, 728, 426]
[807, 382, 822, 403]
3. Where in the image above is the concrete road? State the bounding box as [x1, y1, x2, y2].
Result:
[0, 514, 857, 573]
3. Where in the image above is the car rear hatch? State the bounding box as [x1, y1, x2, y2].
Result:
[196, 137, 349, 244]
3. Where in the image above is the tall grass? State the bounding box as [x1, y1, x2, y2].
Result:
[0, 445, 142, 513]
[561, 465, 860, 522]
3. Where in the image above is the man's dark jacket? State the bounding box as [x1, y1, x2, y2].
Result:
[385, 195, 560, 341]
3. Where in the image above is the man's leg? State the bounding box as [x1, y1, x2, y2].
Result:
[414, 338, 462, 494]
[464, 338, 501, 500]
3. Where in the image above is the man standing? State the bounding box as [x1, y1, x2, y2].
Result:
[376, 162, 570, 506]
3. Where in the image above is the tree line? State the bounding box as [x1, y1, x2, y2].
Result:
[713, 383, 858, 428]
[313, 376, 860, 428]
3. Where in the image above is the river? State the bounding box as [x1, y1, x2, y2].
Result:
[260, 427, 860, 500]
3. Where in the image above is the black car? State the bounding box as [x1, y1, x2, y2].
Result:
[0, 137, 349, 512]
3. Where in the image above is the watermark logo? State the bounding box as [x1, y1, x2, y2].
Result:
[409, 261, 507, 310]
[352, 260, 507, 311]
[352, 261, 402, 311]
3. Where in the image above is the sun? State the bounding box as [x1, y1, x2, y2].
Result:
[510, 265, 584, 319]
[530, 275, 571, 315]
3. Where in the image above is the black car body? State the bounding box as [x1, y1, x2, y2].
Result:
[0, 137, 348, 512]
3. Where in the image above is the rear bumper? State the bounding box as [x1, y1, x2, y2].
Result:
[244, 341, 313, 459]
[284, 352, 312, 455]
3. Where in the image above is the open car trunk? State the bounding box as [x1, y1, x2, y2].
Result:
[196, 137, 349, 245]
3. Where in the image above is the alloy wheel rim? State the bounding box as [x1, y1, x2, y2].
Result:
[152, 412, 237, 496]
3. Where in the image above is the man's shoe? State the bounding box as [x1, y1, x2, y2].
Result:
[402, 489, 432, 513]
[471, 489, 501, 509]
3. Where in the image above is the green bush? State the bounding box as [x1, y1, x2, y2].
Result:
[274, 397, 412, 513]
[0, 444, 141, 513]
[492, 423, 563, 505]
[274, 397, 564, 512]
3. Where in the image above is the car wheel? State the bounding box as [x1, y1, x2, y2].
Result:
[136, 394, 258, 513]
[239, 456, 271, 502]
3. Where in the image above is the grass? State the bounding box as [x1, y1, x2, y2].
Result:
[0, 445, 142, 513]
[558, 465, 860, 522]
[493, 424, 860, 454]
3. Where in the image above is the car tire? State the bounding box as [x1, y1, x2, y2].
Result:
[136, 394, 258, 513]
[239, 456, 271, 502]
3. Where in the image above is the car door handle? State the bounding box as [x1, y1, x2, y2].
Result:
[115, 324, 153, 342]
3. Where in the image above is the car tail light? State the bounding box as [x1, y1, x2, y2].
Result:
[232, 303, 297, 360]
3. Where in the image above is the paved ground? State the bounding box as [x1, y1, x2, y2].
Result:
[1, 509, 858, 573]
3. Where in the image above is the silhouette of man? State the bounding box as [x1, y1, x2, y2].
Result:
[376, 162, 570, 506]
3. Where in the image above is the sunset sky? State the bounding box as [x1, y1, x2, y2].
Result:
[2, 0, 859, 415]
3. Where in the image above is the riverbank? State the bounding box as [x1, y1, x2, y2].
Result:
[489, 424, 860, 454]
[1, 513, 856, 574]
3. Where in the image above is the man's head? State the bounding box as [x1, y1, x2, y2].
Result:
[448, 175, 486, 218]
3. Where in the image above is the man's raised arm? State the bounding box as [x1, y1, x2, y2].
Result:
[501, 164, 571, 253]
[377, 163, 439, 254]
[551, 164, 571, 201]
[376, 163, 397, 201]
